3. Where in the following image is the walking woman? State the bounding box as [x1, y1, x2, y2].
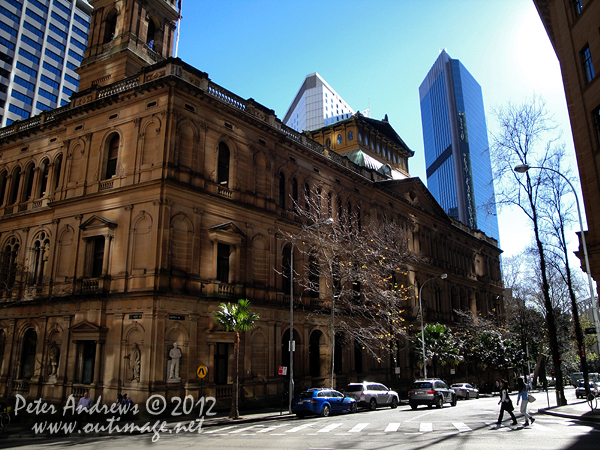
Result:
[496, 379, 517, 427]
[516, 377, 535, 426]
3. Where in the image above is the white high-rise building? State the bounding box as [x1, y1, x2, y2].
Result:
[284, 72, 355, 132]
[0, 0, 92, 127]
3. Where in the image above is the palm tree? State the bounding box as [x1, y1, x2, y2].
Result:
[214, 299, 259, 419]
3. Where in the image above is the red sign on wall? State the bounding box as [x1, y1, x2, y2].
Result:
[278, 366, 287, 376]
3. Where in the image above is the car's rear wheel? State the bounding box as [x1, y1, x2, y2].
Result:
[410, 402, 418, 410]
[350, 403, 358, 413]
[390, 397, 398, 409]
[451, 395, 457, 407]
[465, 392, 470, 400]
[369, 398, 377, 411]
[435, 396, 443, 409]
[320, 404, 330, 417]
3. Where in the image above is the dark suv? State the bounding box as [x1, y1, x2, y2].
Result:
[343, 382, 399, 410]
[408, 379, 457, 409]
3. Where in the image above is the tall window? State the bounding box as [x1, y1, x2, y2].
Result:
[573, 0, 584, 16]
[9, 167, 21, 205]
[23, 164, 34, 201]
[214, 343, 229, 384]
[19, 329, 37, 379]
[304, 183, 311, 213]
[0, 171, 7, 206]
[292, 178, 298, 213]
[31, 231, 50, 285]
[91, 236, 105, 278]
[76, 341, 96, 384]
[54, 153, 63, 190]
[0, 237, 19, 290]
[103, 12, 117, 44]
[217, 142, 230, 187]
[278, 172, 286, 209]
[147, 19, 156, 50]
[216, 243, 230, 283]
[308, 253, 319, 298]
[581, 44, 595, 84]
[38, 160, 49, 198]
[593, 106, 600, 148]
[282, 244, 292, 294]
[104, 135, 119, 179]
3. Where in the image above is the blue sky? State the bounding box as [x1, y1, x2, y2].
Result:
[176, 0, 577, 259]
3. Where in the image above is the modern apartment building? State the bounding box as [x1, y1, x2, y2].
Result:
[0, 0, 92, 127]
[419, 50, 499, 242]
[284, 72, 355, 132]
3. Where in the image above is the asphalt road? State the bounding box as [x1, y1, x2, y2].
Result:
[1, 389, 598, 450]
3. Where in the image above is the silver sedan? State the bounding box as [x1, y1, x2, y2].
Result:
[451, 383, 479, 399]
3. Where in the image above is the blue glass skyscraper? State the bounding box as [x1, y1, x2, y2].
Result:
[419, 50, 499, 242]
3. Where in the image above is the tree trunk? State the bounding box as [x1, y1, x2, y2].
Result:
[230, 333, 240, 419]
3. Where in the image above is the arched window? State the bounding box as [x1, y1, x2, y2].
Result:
[9, 167, 21, 205]
[54, 153, 63, 190]
[304, 183, 310, 213]
[217, 142, 230, 187]
[22, 164, 35, 202]
[30, 231, 50, 285]
[147, 19, 156, 50]
[0, 171, 8, 206]
[282, 243, 292, 295]
[278, 172, 286, 209]
[103, 12, 117, 44]
[292, 178, 298, 214]
[308, 252, 319, 298]
[0, 237, 19, 290]
[38, 160, 49, 198]
[19, 329, 37, 379]
[104, 134, 119, 180]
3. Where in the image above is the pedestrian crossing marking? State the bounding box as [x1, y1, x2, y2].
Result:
[202, 425, 238, 434]
[453, 422, 471, 432]
[317, 423, 342, 433]
[385, 423, 400, 432]
[285, 423, 314, 433]
[256, 424, 287, 433]
[420, 422, 433, 432]
[348, 423, 369, 433]
[229, 425, 262, 434]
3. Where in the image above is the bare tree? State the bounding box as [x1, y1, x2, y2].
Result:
[283, 189, 420, 387]
[490, 96, 566, 405]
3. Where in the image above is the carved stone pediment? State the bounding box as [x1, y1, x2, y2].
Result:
[70, 320, 108, 341]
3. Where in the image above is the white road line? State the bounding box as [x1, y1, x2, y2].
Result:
[453, 422, 471, 432]
[255, 424, 287, 433]
[419, 422, 433, 432]
[317, 423, 343, 433]
[229, 425, 263, 434]
[384, 423, 401, 432]
[285, 423, 315, 433]
[348, 423, 369, 433]
[202, 425, 238, 434]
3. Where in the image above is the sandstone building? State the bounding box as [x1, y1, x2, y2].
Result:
[0, 0, 503, 408]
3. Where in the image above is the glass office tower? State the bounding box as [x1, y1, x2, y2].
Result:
[419, 50, 499, 242]
[0, 0, 92, 127]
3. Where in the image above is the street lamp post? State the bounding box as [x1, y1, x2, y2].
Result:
[418, 274, 447, 378]
[514, 164, 600, 352]
[288, 217, 334, 413]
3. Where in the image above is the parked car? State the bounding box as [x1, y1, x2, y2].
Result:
[408, 379, 457, 410]
[342, 382, 399, 410]
[575, 381, 600, 399]
[291, 388, 357, 418]
[451, 383, 479, 400]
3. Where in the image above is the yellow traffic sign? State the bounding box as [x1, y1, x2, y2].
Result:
[197, 365, 208, 378]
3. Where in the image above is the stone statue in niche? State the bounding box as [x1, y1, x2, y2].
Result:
[167, 342, 182, 381]
[125, 343, 141, 382]
[48, 341, 59, 378]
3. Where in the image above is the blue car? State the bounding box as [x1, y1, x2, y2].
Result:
[292, 388, 358, 417]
